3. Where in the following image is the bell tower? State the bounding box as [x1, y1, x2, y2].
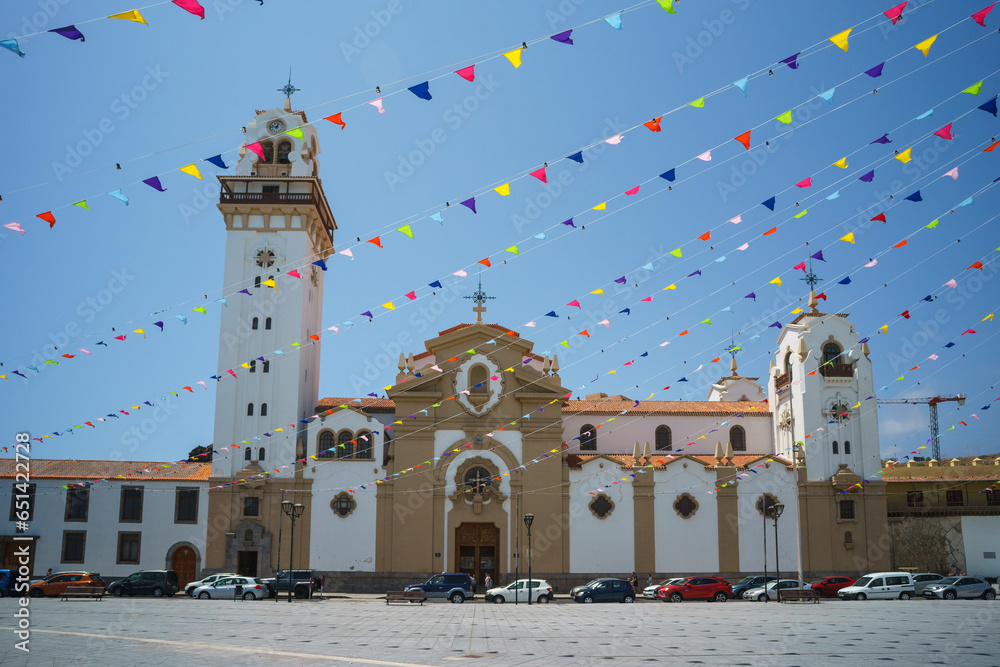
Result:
[211, 89, 337, 479]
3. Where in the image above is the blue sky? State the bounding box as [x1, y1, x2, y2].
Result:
[1, 0, 998, 464]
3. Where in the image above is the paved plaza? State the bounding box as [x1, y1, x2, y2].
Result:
[2, 595, 998, 666]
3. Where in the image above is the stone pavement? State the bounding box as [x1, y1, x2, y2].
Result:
[1, 595, 998, 666]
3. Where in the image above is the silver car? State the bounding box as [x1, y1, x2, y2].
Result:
[643, 578, 684, 599]
[184, 573, 238, 597]
[743, 579, 811, 601]
[922, 576, 996, 600]
[193, 576, 268, 600]
[911, 573, 945, 594]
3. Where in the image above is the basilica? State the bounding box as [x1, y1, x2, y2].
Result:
[201, 98, 890, 591]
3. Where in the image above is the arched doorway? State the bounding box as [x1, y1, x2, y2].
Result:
[171, 545, 197, 587]
[455, 523, 499, 587]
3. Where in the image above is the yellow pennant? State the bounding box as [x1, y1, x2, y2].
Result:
[503, 48, 522, 68]
[592, 202, 607, 210]
[262, 278, 277, 290]
[494, 183, 510, 196]
[895, 148, 912, 163]
[108, 9, 148, 24]
[839, 232, 855, 244]
[769, 276, 783, 286]
[179, 163, 203, 179]
[663, 284, 677, 290]
[829, 27, 852, 51]
[914, 34, 938, 57]
[383, 302, 395, 310]
[590, 289, 603, 297]
[832, 157, 848, 168]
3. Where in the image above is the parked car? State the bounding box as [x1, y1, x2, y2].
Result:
[106, 570, 179, 598]
[263, 570, 322, 599]
[570, 578, 636, 603]
[922, 576, 996, 600]
[731, 575, 778, 599]
[643, 578, 684, 599]
[743, 580, 811, 601]
[192, 576, 268, 600]
[405, 573, 476, 603]
[0, 569, 19, 597]
[28, 571, 105, 598]
[912, 573, 945, 594]
[809, 576, 856, 597]
[184, 573, 239, 597]
[837, 572, 915, 600]
[656, 577, 732, 603]
[484, 579, 553, 604]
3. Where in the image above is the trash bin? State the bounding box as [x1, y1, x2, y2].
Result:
[234, 584, 243, 600]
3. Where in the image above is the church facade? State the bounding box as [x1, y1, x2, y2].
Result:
[204, 100, 890, 590]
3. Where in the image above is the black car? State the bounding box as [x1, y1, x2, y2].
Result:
[569, 578, 636, 603]
[107, 570, 180, 597]
[262, 570, 322, 599]
[731, 575, 777, 599]
[405, 573, 476, 603]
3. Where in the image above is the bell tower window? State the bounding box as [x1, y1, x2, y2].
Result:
[260, 403, 268, 417]
[261, 141, 274, 163]
[655, 425, 672, 451]
[823, 342, 842, 364]
[277, 141, 292, 164]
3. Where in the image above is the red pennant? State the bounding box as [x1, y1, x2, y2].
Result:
[455, 65, 475, 82]
[172, 0, 205, 19]
[734, 130, 751, 150]
[641, 296, 652, 302]
[405, 291, 417, 300]
[968, 261, 984, 270]
[530, 167, 548, 183]
[793, 262, 806, 272]
[871, 213, 887, 223]
[893, 239, 908, 248]
[37, 211, 56, 228]
[899, 310, 911, 319]
[962, 329, 977, 335]
[308, 334, 319, 340]
[985, 140, 1000, 152]
[478, 258, 491, 267]
[567, 299, 581, 308]
[884, 1, 907, 24]
[644, 116, 662, 132]
[816, 292, 827, 301]
[934, 123, 954, 140]
[698, 231, 711, 241]
[324, 113, 346, 130]
[972, 3, 996, 26]
[796, 177, 812, 188]
[763, 227, 777, 236]
[625, 185, 640, 195]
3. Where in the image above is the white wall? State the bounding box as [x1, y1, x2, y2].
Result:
[961, 516, 1000, 578]
[653, 462, 719, 573]
[569, 461, 634, 573]
[736, 464, 799, 577]
[562, 414, 773, 457]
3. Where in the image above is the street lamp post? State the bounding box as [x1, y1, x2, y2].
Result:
[769, 502, 785, 602]
[281, 500, 305, 603]
[762, 500, 769, 604]
[523, 513, 534, 606]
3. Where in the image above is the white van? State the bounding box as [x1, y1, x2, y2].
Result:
[837, 572, 915, 600]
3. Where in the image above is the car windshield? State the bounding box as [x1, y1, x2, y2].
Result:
[854, 576, 872, 587]
[584, 579, 602, 588]
[809, 578, 826, 584]
[736, 577, 758, 585]
[658, 579, 677, 586]
[937, 577, 959, 585]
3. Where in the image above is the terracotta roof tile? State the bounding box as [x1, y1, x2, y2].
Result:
[0, 459, 211, 481]
[316, 397, 396, 413]
[563, 398, 770, 417]
[790, 311, 850, 325]
[436, 323, 520, 337]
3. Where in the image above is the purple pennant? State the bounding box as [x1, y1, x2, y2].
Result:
[460, 198, 477, 214]
[744, 292, 756, 301]
[143, 176, 167, 191]
[153, 321, 164, 331]
[769, 321, 783, 328]
[870, 133, 891, 144]
[550, 30, 574, 45]
[865, 62, 885, 78]
[562, 218, 576, 228]
[780, 52, 800, 69]
[688, 270, 702, 277]
[859, 170, 875, 182]
[238, 288, 251, 295]
[614, 276, 627, 284]
[361, 310, 374, 319]
[49, 25, 85, 41]
[811, 250, 825, 261]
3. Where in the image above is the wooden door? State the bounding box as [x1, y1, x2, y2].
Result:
[171, 545, 197, 586]
[455, 523, 498, 587]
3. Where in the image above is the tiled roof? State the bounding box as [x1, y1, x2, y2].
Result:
[316, 397, 396, 414]
[563, 398, 770, 417]
[717, 375, 760, 382]
[565, 453, 790, 470]
[0, 459, 211, 481]
[437, 323, 520, 337]
[790, 311, 850, 325]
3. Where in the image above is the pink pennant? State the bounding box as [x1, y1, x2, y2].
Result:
[455, 65, 476, 82]
[114, 335, 126, 341]
[796, 177, 812, 188]
[933, 123, 954, 140]
[567, 299, 581, 308]
[453, 269, 468, 277]
[641, 296, 653, 302]
[79, 348, 91, 355]
[524, 321, 536, 327]
[696, 150, 712, 161]
[196, 381, 207, 389]
[736, 243, 749, 251]
[729, 215, 742, 224]
[972, 3, 996, 25]
[172, 0, 205, 19]
[793, 262, 806, 272]
[367, 98, 385, 114]
[227, 369, 237, 378]
[530, 167, 548, 183]
[286, 269, 302, 279]
[3, 222, 25, 235]
[245, 141, 266, 161]
[598, 319, 610, 328]
[405, 291, 416, 300]
[884, 1, 906, 24]
[944, 278, 958, 288]
[625, 186, 640, 196]
[864, 259, 878, 267]
[604, 134, 623, 145]
[339, 249, 354, 260]
[942, 166, 959, 180]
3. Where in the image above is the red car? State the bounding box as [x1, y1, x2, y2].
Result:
[809, 576, 856, 596]
[656, 576, 732, 603]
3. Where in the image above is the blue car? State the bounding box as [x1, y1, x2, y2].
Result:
[0, 570, 18, 597]
[569, 578, 635, 603]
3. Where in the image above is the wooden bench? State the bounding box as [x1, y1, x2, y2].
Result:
[386, 590, 425, 605]
[61, 586, 104, 601]
[778, 589, 820, 603]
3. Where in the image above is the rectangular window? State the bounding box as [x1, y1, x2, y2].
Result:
[65, 489, 90, 521]
[986, 489, 1000, 506]
[61, 531, 86, 563]
[844, 441, 851, 455]
[244, 497, 260, 517]
[839, 500, 855, 519]
[9, 483, 36, 522]
[175, 488, 199, 523]
[262, 185, 279, 193]
[906, 491, 924, 508]
[120, 487, 144, 522]
[945, 490, 963, 507]
[117, 532, 141, 564]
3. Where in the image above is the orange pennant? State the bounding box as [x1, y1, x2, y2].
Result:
[367, 237, 382, 248]
[734, 130, 751, 150]
[308, 334, 320, 340]
[763, 227, 777, 236]
[578, 330, 590, 337]
[893, 239, 908, 248]
[698, 231, 711, 241]
[324, 112, 346, 129]
[679, 330, 689, 336]
[478, 258, 491, 267]
[644, 116, 662, 132]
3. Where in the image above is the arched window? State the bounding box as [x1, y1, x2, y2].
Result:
[580, 425, 597, 451]
[254, 277, 261, 288]
[244, 447, 252, 461]
[258, 447, 265, 460]
[784, 351, 794, 380]
[265, 317, 272, 330]
[844, 440, 851, 455]
[730, 425, 746, 452]
[356, 431, 372, 459]
[261, 141, 274, 163]
[655, 425, 672, 451]
[464, 467, 491, 491]
[823, 342, 842, 365]
[252, 317, 259, 330]
[249, 359, 256, 373]
[247, 403, 254, 416]
[260, 403, 267, 417]
[469, 365, 489, 394]
[244, 529, 254, 542]
[832, 440, 839, 454]
[262, 360, 270, 373]
[337, 430, 353, 458]
[844, 531, 853, 546]
[318, 431, 335, 459]
[277, 141, 292, 164]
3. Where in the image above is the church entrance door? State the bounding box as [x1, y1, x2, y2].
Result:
[237, 550, 258, 577]
[455, 523, 498, 588]
[171, 545, 197, 587]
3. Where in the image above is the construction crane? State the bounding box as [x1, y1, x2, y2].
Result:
[876, 394, 966, 461]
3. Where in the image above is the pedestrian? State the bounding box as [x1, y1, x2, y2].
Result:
[485, 573, 492, 590]
[628, 572, 638, 592]
[647, 575, 653, 589]
[45, 568, 52, 578]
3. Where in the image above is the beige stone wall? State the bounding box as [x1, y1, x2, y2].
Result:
[889, 516, 965, 574]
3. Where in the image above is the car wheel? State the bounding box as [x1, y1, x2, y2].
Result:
[855, 593, 867, 601]
[714, 592, 728, 603]
[537, 595, 550, 604]
[983, 590, 996, 601]
[295, 588, 307, 599]
[669, 593, 683, 603]
[493, 596, 505, 604]
[622, 595, 634, 603]
[582, 596, 594, 604]
[757, 594, 766, 602]
[943, 591, 957, 600]
[152, 587, 164, 598]
[198, 592, 210, 599]
[29, 588, 43, 598]
[899, 592, 911, 601]
[243, 592, 256, 601]
[449, 592, 465, 604]
[112, 588, 123, 598]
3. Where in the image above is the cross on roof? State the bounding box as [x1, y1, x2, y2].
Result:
[278, 68, 300, 99]
[724, 333, 741, 361]
[464, 276, 496, 324]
